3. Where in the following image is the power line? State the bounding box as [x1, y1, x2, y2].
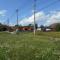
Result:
[33, 0, 60, 36]
[38, 0, 60, 11]
[7, 0, 34, 26]
[9, 10, 16, 20]
[7, 0, 60, 27]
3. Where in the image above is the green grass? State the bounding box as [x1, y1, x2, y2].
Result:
[0, 32, 60, 60]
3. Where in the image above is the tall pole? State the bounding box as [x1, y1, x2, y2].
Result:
[16, 9, 19, 26]
[7, 18, 9, 31]
[34, 0, 36, 36]
[7, 18, 9, 26]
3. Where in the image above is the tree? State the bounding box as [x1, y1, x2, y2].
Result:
[0, 23, 2, 26]
[28, 23, 38, 29]
[28, 24, 33, 27]
[55, 23, 60, 31]
[19, 24, 22, 27]
[40, 25, 45, 31]
[15, 24, 19, 27]
[35, 24, 38, 29]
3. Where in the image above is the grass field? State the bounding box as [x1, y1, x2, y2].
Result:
[0, 32, 60, 60]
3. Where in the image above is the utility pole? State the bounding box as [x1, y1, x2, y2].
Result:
[16, 9, 19, 34]
[16, 9, 19, 26]
[7, 18, 9, 31]
[7, 18, 9, 26]
[33, 0, 36, 36]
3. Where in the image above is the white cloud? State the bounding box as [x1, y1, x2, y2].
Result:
[19, 11, 60, 26]
[45, 11, 60, 26]
[0, 10, 7, 24]
[0, 10, 7, 16]
[19, 11, 46, 26]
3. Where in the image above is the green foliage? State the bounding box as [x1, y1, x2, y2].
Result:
[15, 24, 19, 27]
[0, 23, 8, 31]
[35, 24, 38, 29]
[40, 25, 45, 31]
[28, 23, 38, 29]
[55, 23, 60, 31]
[28, 24, 33, 27]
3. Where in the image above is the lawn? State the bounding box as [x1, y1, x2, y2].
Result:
[0, 32, 60, 60]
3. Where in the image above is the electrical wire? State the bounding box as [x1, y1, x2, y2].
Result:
[7, 0, 60, 26]
[38, 0, 60, 11]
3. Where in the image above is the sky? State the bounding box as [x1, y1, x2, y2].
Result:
[0, 0, 60, 26]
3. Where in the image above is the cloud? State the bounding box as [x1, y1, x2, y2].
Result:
[0, 10, 7, 16]
[45, 11, 60, 26]
[0, 10, 7, 24]
[19, 11, 60, 26]
[19, 11, 46, 26]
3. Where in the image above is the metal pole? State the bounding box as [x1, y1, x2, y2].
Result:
[6, 18, 9, 31]
[16, 9, 19, 26]
[7, 18, 9, 26]
[34, 0, 36, 36]
[16, 9, 19, 34]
